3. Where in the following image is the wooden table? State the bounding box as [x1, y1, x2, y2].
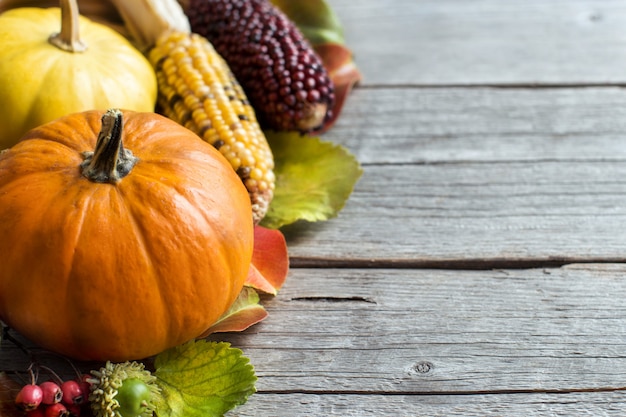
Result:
[225, 0, 626, 415]
[3, 1, 626, 416]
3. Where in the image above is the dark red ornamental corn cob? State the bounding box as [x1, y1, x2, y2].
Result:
[185, 0, 335, 133]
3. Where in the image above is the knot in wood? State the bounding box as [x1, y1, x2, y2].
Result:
[409, 361, 434, 376]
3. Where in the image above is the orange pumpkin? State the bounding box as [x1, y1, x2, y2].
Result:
[0, 109, 254, 361]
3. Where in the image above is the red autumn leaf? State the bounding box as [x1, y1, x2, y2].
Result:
[199, 287, 268, 336]
[245, 226, 289, 295]
[313, 42, 362, 134]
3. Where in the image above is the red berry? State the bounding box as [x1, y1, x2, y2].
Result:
[60, 380, 84, 405]
[44, 403, 69, 417]
[40, 381, 63, 405]
[78, 375, 91, 401]
[65, 403, 82, 417]
[25, 408, 45, 417]
[15, 384, 43, 411]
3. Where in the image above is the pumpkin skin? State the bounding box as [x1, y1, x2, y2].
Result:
[0, 109, 254, 361]
[0, 6, 157, 149]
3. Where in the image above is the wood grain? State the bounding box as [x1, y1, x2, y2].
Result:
[306, 85, 626, 266]
[231, 392, 626, 417]
[212, 266, 626, 396]
[329, 0, 626, 86]
[325, 87, 626, 165]
[284, 160, 626, 266]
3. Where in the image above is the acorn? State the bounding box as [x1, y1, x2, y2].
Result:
[88, 361, 160, 417]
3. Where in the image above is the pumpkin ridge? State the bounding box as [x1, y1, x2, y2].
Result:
[114, 182, 172, 343]
[119, 171, 236, 341]
[65, 183, 168, 357]
[0, 171, 97, 351]
[0, 49, 55, 139]
[108, 185, 172, 351]
[61, 184, 116, 352]
[30, 56, 94, 127]
[113, 155, 217, 324]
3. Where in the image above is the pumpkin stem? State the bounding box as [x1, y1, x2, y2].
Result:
[81, 109, 138, 184]
[48, 0, 88, 53]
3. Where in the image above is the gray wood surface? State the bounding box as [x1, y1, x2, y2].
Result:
[285, 159, 626, 266]
[328, 87, 626, 165]
[3, 0, 626, 416]
[226, 0, 626, 414]
[224, 266, 626, 415]
[231, 392, 626, 417]
[331, 0, 626, 86]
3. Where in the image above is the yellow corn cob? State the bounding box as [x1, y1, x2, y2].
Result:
[148, 30, 275, 224]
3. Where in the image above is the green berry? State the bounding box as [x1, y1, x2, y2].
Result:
[116, 378, 151, 417]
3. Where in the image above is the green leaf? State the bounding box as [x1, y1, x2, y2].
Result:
[154, 340, 257, 417]
[261, 132, 362, 229]
[271, 0, 345, 45]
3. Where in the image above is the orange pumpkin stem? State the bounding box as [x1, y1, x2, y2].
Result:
[48, 0, 88, 52]
[81, 109, 139, 183]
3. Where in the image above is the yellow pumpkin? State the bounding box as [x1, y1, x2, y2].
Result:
[0, 109, 254, 361]
[0, 0, 156, 149]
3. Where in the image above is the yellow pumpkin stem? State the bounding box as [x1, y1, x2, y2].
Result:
[48, 0, 88, 52]
[81, 109, 138, 184]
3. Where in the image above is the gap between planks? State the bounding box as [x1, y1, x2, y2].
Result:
[359, 83, 626, 89]
[288, 257, 626, 270]
[255, 386, 626, 396]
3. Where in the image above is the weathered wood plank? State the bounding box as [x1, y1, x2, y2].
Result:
[284, 160, 626, 265]
[328, 0, 626, 86]
[5, 265, 625, 402]
[325, 87, 626, 165]
[230, 391, 626, 417]
[3, 267, 625, 415]
[211, 265, 626, 395]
